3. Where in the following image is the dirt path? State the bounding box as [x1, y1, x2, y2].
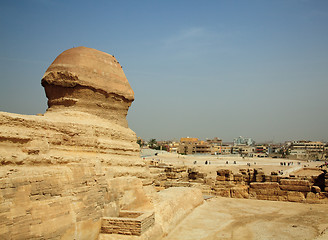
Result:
[164, 197, 328, 240]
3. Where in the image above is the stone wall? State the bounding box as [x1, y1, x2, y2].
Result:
[151, 164, 328, 204]
[213, 168, 328, 203]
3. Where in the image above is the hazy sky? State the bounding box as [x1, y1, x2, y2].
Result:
[0, 0, 328, 143]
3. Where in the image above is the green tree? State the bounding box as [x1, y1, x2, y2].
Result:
[137, 139, 142, 147]
[148, 139, 157, 149]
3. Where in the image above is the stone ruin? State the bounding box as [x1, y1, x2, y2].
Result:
[0, 47, 203, 239]
[215, 168, 328, 203]
[149, 162, 328, 204]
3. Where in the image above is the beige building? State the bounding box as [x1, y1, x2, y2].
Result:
[290, 140, 324, 159]
[178, 137, 198, 155]
[178, 137, 211, 155]
[218, 145, 232, 155]
[231, 145, 255, 156]
[168, 142, 179, 153]
[206, 137, 222, 146]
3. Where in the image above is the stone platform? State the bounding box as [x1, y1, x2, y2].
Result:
[101, 211, 155, 236]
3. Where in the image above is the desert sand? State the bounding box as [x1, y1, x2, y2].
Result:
[165, 197, 328, 240]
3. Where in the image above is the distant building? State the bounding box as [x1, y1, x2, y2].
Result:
[195, 141, 211, 154]
[168, 141, 179, 153]
[255, 145, 268, 154]
[207, 137, 223, 155]
[233, 136, 255, 146]
[231, 145, 255, 156]
[268, 144, 282, 154]
[206, 137, 222, 146]
[290, 140, 324, 159]
[219, 145, 232, 155]
[178, 137, 198, 155]
[177, 137, 211, 155]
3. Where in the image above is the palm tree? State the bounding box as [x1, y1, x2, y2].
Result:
[148, 139, 157, 149]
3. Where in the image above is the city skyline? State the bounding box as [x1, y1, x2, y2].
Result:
[1, 0, 328, 143]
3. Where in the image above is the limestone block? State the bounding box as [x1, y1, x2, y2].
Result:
[230, 186, 249, 199]
[216, 176, 226, 181]
[278, 195, 288, 201]
[250, 182, 280, 189]
[216, 169, 232, 176]
[287, 191, 305, 202]
[215, 181, 236, 188]
[217, 169, 233, 180]
[249, 188, 283, 202]
[250, 188, 280, 196]
[241, 174, 250, 180]
[280, 185, 311, 192]
[213, 188, 231, 198]
[306, 192, 320, 203]
[255, 175, 265, 182]
[233, 173, 244, 182]
[270, 175, 281, 182]
[280, 179, 310, 186]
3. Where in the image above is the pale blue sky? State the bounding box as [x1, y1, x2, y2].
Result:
[0, 0, 327, 143]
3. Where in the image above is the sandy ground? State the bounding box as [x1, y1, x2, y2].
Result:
[142, 149, 324, 177]
[164, 197, 328, 240]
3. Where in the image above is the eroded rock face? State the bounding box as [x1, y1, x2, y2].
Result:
[0, 47, 149, 239]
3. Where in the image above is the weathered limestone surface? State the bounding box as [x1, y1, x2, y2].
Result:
[0, 47, 150, 239]
[152, 187, 203, 235]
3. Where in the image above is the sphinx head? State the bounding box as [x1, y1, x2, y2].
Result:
[41, 47, 134, 127]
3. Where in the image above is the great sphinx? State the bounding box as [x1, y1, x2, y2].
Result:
[0, 47, 203, 239]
